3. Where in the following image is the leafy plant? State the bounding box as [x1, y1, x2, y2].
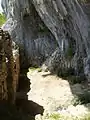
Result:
[0, 13, 6, 27]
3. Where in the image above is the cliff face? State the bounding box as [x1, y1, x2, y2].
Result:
[1, 0, 57, 68]
[2, 0, 90, 81]
[0, 29, 19, 103]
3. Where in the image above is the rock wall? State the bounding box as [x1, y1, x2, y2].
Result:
[0, 28, 19, 103]
[2, 0, 90, 81]
[1, 0, 57, 68]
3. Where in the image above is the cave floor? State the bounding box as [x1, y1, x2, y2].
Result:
[27, 69, 90, 118]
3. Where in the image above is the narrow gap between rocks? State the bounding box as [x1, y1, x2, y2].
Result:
[15, 68, 44, 120]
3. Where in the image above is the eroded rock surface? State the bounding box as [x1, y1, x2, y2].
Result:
[0, 28, 19, 103]
[1, 0, 90, 81]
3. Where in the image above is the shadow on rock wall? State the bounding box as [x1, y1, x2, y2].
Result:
[0, 69, 44, 120]
[16, 69, 44, 119]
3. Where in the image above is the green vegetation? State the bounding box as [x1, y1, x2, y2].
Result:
[49, 113, 61, 120]
[43, 113, 90, 120]
[28, 67, 42, 73]
[0, 13, 6, 27]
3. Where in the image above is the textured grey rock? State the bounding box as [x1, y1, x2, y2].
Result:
[2, 0, 90, 81]
[1, 0, 57, 68]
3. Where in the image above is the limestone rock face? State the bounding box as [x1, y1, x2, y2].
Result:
[2, 0, 90, 81]
[1, 0, 57, 68]
[0, 29, 19, 103]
